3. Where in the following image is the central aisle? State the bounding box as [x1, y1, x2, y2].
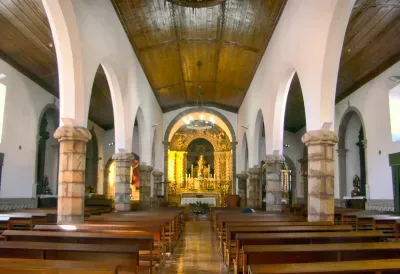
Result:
[161, 220, 227, 273]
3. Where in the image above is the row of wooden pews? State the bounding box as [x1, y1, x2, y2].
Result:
[0, 207, 185, 273]
[211, 208, 400, 274]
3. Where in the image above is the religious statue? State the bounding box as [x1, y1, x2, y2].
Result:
[351, 175, 361, 197]
[131, 159, 140, 189]
[197, 154, 205, 177]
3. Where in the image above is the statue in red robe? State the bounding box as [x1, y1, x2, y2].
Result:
[131, 159, 140, 189]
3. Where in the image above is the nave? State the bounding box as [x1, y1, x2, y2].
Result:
[162, 221, 226, 273]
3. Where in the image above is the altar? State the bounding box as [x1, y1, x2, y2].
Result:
[181, 197, 216, 206]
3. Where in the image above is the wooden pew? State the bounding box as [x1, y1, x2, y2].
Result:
[234, 231, 384, 273]
[34, 224, 165, 264]
[225, 225, 352, 266]
[2, 229, 154, 273]
[0, 241, 139, 273]
[248, 258, 400, 274]
[0, 213, 47, 230]
[241, 242, 400, 274]
[0, 216, 10, 231]
[222, 221, 333, 263]
[0, 258, 119, 274]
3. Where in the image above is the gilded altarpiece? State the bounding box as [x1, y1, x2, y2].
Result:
[168, 125, 232, 206]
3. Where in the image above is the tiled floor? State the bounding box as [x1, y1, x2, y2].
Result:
[161, 221, 227, 273]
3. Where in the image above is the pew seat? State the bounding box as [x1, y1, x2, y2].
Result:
[248, 258, 400, 274]
[0, 258, 119, 274]
[240, 242, 400, 274]
[0, 241, 139, 273]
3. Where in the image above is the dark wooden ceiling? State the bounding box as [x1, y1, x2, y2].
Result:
[1, 0, 399, 133]
[112, 0, 287, 112]
[0, 0, 114, 130]
[285, 0, 400, 133]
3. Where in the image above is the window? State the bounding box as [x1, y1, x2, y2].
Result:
[389, 84, 400, 142]
[0, 83, 6, 143]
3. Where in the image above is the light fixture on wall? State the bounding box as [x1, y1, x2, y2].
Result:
[108, 142, 114, 147]
[284, 144, 290, 148]
[389, 76, 400, 83]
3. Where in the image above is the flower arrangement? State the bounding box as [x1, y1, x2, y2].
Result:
[190, 201, 208, 215]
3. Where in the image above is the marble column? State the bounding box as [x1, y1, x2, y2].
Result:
[112, 153, 135, 211]
[152, 169, 164, 207]
[247, 167, 261, 208]
[236, 172, 249, 208]
[265, 154, 285, 212]
[54, 126, 91, 223]
[139, 164, 153, 209]
[302, 130, 338, 223]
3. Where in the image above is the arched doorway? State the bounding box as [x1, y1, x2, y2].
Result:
[85, 128, 98, 193]
[36, 106, 59, 196]
[283, 156, 296, 205]
[338, 109, 366, 200]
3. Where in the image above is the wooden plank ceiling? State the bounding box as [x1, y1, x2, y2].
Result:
[0, 0, 399, 133]
[0, 0, 114, 130]
[285, 0, 400, 133]
[112, 0, 287, 112]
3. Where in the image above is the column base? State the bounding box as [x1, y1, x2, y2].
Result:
[115, 203, 131, 211]
[57, 215, 84, 224]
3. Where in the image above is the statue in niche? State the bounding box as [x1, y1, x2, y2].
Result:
[351, 175, 361, 197]
[197, 154, 205, 177]
[43, 176, 52, 195]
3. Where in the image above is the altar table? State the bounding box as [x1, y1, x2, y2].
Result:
[180, 197, 217, 206]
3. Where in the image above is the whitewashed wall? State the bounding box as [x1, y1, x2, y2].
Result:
[334, 61, 400, 210]
[0, 59, 106, 199]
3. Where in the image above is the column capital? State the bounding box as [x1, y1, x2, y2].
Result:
[264, 154, 285, 164]
[236, 172, 249, 180]
[139, 164, 154, 173]
[301, 130, 338, 146]
[152, 169, 164, 177]
[112, 152, 135, 162]
[54, 126, 91, 142]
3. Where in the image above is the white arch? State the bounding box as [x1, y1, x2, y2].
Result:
[42, 0, 85, 126]
[253, 109, 266, 164]
[241, 133, 249, 172]
[98, 63, 127, 152]
[272, 69, 297, 154]
[132, 106, 145, 161]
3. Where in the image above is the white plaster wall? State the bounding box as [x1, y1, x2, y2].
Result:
[344, 114, 362, 196]
[334, 60, 400, 201]
[0, 59, 106, 198]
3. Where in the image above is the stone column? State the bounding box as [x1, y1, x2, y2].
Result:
[247, 167, 261, 208]
[265, 154, 285, 212]
[112, 153, 135, 211]
[302, 130, 338, 223]
[139, 164, 153, 209]
[54, 126, 91, 223]
[152, 170, 164, 207]
[236, 172, 249, 208]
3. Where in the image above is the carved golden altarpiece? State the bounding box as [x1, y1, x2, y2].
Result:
[168, 125, 232, 206]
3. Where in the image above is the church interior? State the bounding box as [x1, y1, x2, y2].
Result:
[0, 0, 400, 273]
